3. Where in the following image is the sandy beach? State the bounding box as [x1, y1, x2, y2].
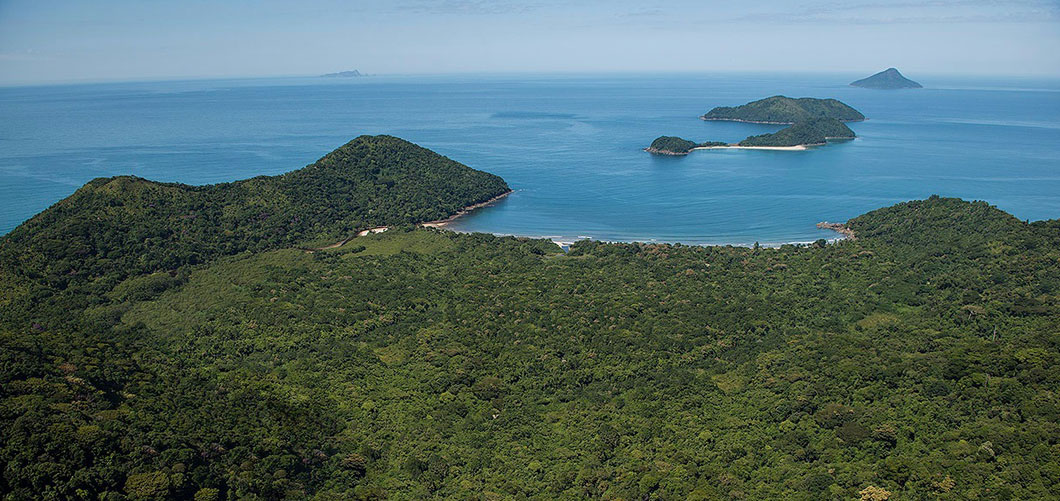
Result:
[355, 227, 389, 237]
[692, 144, 811, 151]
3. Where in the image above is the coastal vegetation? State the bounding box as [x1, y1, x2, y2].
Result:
[850, 68, 923, 89]
[738, 118, 856, 147]
[701, 96, 865, 124]
[1, 134, 1059, 500]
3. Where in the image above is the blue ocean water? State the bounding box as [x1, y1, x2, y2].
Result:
[1, 73, 1059, 245]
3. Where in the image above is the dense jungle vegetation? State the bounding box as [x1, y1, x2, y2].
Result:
[738, 118, 856, 147]
[1, 135, 1058, 500]
[701, 96, 865, 124]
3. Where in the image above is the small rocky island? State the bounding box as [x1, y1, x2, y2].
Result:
[701, 96, 864, 124]
[850, 68, 922, 89]
[646, 136, 727, 155]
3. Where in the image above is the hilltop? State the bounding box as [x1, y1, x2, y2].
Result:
[850, 68, 922, 89]
[701, 96, 865, 124]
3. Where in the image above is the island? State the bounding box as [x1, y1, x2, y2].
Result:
[645, 136, 727, 155]
[701, 96, 865, 124]
[850, 67, 922, 89]
[648, 118, 856, 153]
[321, 70, 364, 78]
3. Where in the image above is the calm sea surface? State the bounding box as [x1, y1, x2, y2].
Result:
[2, 73, 1059, 244]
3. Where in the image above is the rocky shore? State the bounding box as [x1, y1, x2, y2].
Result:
[421, 189, 514, 227]
[817, 221, 856, 239]
[644, 147, 691, 156]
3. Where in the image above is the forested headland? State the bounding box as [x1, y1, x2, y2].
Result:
[1, 136, 1058, 500]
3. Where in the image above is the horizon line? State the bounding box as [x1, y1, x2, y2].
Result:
[3, 68, 1060, 89]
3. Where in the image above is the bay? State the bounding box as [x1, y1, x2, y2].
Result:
[1, 73, 1058, 244]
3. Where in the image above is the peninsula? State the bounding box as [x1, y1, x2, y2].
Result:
[701, 96, 865, 124]
[850, 68, 922, 89]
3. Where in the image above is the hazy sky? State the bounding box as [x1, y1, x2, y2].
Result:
[1, 0, 1059, 84]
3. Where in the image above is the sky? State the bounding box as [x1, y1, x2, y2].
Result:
[0, 0, 1059, 84]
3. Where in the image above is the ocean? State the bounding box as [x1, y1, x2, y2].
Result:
[2, 73, 1058, 245]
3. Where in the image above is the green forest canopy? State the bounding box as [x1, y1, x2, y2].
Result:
[1, 134, 1058, 500]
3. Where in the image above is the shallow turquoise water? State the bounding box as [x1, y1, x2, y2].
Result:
[1, 73, 1058, 244]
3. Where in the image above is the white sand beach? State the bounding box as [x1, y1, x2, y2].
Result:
[692, 144, 811, 151]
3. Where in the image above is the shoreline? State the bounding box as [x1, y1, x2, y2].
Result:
[455, 228, 854, 251]
[644, 147, 690, 156]
[699, 117, 865, 124]
[816, 221, 856, 240]
[308, 190, 513, 251]
[420, 189, 514, 228]
[645, 144, 813, 155]
[693, 144, 810, 151]
[323, 191, 856, 252]
[547, 235, 851, 251]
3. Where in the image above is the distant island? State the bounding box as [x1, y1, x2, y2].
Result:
[850, 68, 922, 89]
[321, 70, 364, 78]
[648, 118, 856, 154]
[701, 96, 864, 124]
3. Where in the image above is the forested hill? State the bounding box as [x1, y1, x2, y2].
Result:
[2, 187, 1059, 499]
[0, 135, 509, 292]
[701, 96, 865, 124]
